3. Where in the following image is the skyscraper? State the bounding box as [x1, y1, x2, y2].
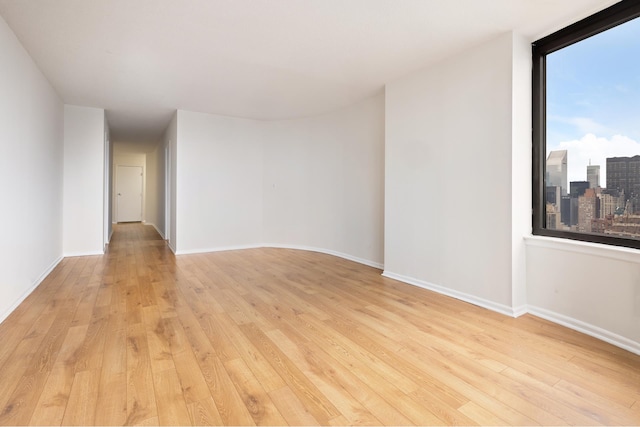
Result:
[587, 164, 600, 188]
[547, 150, 568, 196]
[606, 155, 640, 201]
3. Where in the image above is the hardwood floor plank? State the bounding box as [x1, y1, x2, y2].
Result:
[94, 372, 127, 425]
[457, 401, 510, 425]
[198, 303, 285, 393]
[126, 284, 143, 325]
[239, 322, 340, 425]
[94, 318, 127, 425]
[142, 305, 174, 374]
[0, 286, 87, 424]
[125, 323, 158, 426]
[1, 223, 639, 426]
[554, 378, 639, 419]
[74, 305, 109, 373]
[171, 349, 213, 405]
[28, 325, 89, 425]
[170, 306, 255, 425]
[268, 386, 320, 426]
[196, 312, 242, 363]
[152, 368, 192, 426]
[223, 357, 288, 426]
[0, 258, 79, 368]
[265, 328, 409, 426]
[501, 366, 634, 425]
[187, 397, 223, 426]
[61, 369, 100, 426]
[197, 352, 256, 426]
[0, 314, 68, 419]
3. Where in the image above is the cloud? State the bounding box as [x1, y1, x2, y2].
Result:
[554, 133, 640, 187]
[549, 115, 611, 135]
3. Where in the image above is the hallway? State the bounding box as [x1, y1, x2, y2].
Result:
[0, 224, 639, 425]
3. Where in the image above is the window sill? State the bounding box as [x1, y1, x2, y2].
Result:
[524, 235, 640, 264]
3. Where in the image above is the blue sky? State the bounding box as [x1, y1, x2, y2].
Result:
[547, 15, 640, 187]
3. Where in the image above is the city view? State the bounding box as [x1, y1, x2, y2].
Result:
[545, 15, 640, 240]
[545, 150, 640, 239]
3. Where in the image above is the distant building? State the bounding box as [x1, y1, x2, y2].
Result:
[606, 155, 640, 202]
[561, 195, 572, 226]
[599, 189, 624, 218]
[578, 188, 597, 233]
[587, 164, 600, 188]
[570, 181, 590, 198]
[545, 186, 562, 229]
[547, 150, 568, 196]
[546, 186, 561, 206]
[546, 203, 561, 230]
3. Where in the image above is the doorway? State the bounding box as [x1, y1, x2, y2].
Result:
[116, 165, 143, 222]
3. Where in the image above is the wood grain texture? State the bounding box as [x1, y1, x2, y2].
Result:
[0, 223, 638, 425]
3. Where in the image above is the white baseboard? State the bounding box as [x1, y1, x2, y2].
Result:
[381, 270, 640, 356]
[63, 250, 104, 257]
[381, 270, 520, 317]
[264, 243, 384, 270]
[0, 255, 63, 325]
[512, 304, 529, 318]
[527, 305, 640, 356]
[168, 242, 177, 254]
[175, 244, 262, 256]
[174, 242, 383, 270]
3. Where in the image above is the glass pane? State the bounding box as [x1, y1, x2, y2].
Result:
[545, 16, 640, 238]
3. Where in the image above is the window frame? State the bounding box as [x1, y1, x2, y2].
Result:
[532, 0, 640, 250]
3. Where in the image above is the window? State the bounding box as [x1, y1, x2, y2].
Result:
[533, 0, 640, 249]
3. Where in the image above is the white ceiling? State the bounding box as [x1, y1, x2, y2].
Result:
[0, 0, 619, 144]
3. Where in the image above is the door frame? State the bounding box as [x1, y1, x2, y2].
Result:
[165, 143, 171, 245]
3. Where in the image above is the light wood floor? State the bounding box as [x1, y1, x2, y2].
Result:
[0, 224, 639, 426]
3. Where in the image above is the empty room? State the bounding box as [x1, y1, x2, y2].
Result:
[1, 0, 639, 425]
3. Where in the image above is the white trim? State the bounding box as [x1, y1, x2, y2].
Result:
[176, 244, 262, 256]
[527, 305, 640, 356]
[0, 256, 63, 325]
[174, 243, 383, 269]
[381, 270, 520, 317]
[168, 242, 177, 254]
[524, 234, 640, 264]
[264, 243, 384, 270]
[512, 304, 528, 318]
[380, 269, 640, 355]
[63, 250, 104, 257]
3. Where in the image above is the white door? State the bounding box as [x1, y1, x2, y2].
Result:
[116, 165, 143, 222]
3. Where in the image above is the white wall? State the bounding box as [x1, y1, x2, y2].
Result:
[145, 145, 166, 237]
[384, 32, 520, 314]
[171, 95, 384, 266]
[161, 113, 178, 251]
[263, 93, 385, 267]
[63, 105, 105, 256]
[104, 114, 113, 246]
[175, 110, 263, 253]
[511, 33, 532, 312]
[526, 240, 640, 354]
[0, 14, 64, 322]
